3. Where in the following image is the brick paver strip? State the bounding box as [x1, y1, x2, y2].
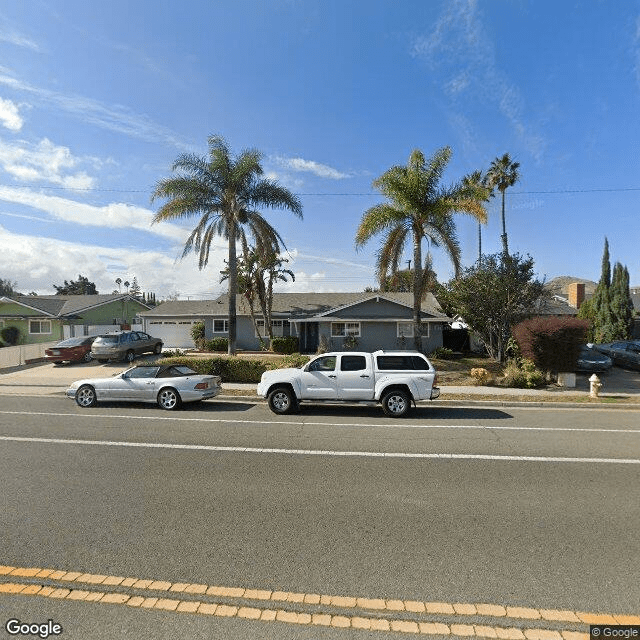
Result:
[215, 605, 238, 617]
[419, 622, 451, 635]
[370, 618, 391, 631]
[0, 583, 25, 593]
[36, 570, 54, 578]
[244, 589, 272, 600]
[197, 603, 218, 615]
[67, 590, 90, 600]
[237, 606, 262, 619]
[451, 624, 476, 636]
[126, 596, 145, 607]
[260, 609, 277, 621]
[140, 597, 158, 608]
[176, 601, 200, 613]
[184, 583, 207, 594]
[170, 583, 189, 592]
[297, 613, 312, 624]
[426, 602, 456, 614]
[38, 587, 55, 597]
[561, 633, 588, 640]
[507, 607, 542, 620]
[312, 613, 332, 626]
[48, 571, 67, 580]
[101, 576, 124, 586]
[303, 593, 321, 604]
[120, 578, 137, 587]
[132, 579, 154, 589]
[0, 566, 16, 575]
[391, 620, 419, 633]
[577, 613, 618, 625]
[154, 598, 179, 611]
[616, 616, 640, 625]
[11, 567, 41, 577]
[539, 610, 580, 623]
[495, 628, 526, 640]
[276, 610, 298, 623]
[84, 592, 104, 602]
[331, 615, 351, 628]
[49, 588, 71, 598]
[286, 592, 306, 603]
[331, 595, 357, 607]
[524, 630, 562, 640]
[60, 572, 82, 581]
[386, 599, 406, 611]
[102, 593, 130, 604]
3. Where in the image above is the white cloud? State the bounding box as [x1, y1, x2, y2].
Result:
[0, 138, 95, 188]
[0, 96, 22, 130]
[412, 0, 546, 163]
[0, 224, 227, 297]
[0, 185, 190, 242]
[0, 73, 190, 149]
[273, 156, 350, 179]
[0, 30, 40, 52]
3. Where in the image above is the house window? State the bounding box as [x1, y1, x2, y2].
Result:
[213, 319, 229, 333]
[29, 320, 52, 334]
[331, 322, 360, 337]
[397, 321, 414, 338]
[255, 319, 287, 337]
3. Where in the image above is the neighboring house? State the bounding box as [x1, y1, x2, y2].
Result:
[0, 294, 151, 345]
[140, 292, 451, 353]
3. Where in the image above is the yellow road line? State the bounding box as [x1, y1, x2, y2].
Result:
[2, 563, 638, 638]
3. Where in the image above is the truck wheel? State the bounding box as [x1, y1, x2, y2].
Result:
[268, 387, 297, 415]
[381, 389, 410, 418]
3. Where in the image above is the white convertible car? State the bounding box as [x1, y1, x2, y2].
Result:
[66, 364, 222, 410]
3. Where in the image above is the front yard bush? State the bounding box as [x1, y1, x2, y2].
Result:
[271, 336, 299, 354]
[499, 358, 546, 389]
[205, 337, 229, 352]
[1, 326, 20, 346]
[430, 346, 455, 360]
[264, 353, 309, 370]
[512, 316, 588, 373]
[190, 321, 205, 349]
[157, 356, 267, 383]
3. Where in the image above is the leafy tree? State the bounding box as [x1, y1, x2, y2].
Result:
[355, 146, 488, 350]
[485, 153, 520, 256]
[437, 252, 545, 362]
[152, 135, 302, 355]
[129, 277, 142, 299]
[53, 275, 98, 295]
[0, 278, 19, 297]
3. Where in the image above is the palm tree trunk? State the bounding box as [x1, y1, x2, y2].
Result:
[227, 220, 237, 356]
[412, 228, 423, 352]
[500, 190, 509, 256]
[478, 222, 482, 266]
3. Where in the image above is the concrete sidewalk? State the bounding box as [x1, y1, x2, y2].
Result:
[1, 360, 639, 407]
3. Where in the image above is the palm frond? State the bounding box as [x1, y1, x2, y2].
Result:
[355, 203, 405, 248]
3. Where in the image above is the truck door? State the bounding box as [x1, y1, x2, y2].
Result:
[299, 355, 339, 399]
[337, 354, 375, 400]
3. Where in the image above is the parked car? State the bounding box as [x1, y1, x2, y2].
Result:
[257, 350, 439, 417]
[91, 331, 163, 363]
[45, 336, 97, 364]
[575, 345, 613, 373]
[67, 364, 222, 410]
[593, 341, 640, 370]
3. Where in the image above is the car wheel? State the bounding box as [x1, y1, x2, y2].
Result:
[267, 387, 297, 415]
[75, 385, 97, 408]
[154, 343, 163, 355]
[82, 351, 92, 363]
[381, 389, 411, 418]
[124, 350, 135, 363]
[157, 387, 182, 411]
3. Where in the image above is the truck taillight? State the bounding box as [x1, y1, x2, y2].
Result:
[194, 382, 208, 389]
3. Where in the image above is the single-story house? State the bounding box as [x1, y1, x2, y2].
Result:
[0, 294, 151, 345]
[140, 292, 451, 353]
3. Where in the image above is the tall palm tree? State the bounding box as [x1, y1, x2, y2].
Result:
[461, 170, 493, 265]
[355, 146, 488, 351]
[486, 153, 520, 256]
[151, 135, 303, 355]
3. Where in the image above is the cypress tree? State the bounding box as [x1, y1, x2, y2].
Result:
[591, 238, 616, 342]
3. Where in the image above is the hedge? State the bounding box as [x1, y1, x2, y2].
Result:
[512, 316, 588, 373]
[205, 337, 228, 352]
[271, 336, 299, 354]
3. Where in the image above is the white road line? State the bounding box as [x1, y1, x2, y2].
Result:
[1, 409, 639, 433]
[1, 435, 639, 464]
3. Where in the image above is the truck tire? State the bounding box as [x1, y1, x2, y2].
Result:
[268, 387, 297, 415]
[381, 389, 411, 418]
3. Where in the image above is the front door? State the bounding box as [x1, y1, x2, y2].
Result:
[303, 322, 319, 353]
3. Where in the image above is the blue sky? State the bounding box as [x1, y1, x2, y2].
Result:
[1, 0, 639, 298]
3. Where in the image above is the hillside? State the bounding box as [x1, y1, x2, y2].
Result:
[545, 276, 597, 297]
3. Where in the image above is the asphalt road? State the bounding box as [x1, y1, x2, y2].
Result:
[1, 396, 639, 639]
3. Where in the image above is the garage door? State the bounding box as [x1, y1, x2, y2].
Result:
[146, 320, 199, 349]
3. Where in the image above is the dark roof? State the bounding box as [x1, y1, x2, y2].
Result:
[5, 294, 150, 317]
[141, 292, 448, 319]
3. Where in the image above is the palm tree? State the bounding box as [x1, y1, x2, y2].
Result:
[151, 135, 302, 355]
[486, 153, 520, 256]
[461, 170, 493, 266]
[115, 278, 122, 292]
[355, 146, 488, 351]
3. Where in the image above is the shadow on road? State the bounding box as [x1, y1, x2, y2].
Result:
[293, 404, 513, 421]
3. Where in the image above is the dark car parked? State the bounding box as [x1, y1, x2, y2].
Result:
[90, 331, 163, 363]
[593, 341, 640, 371]
[45, 336, 97, 364]
[575, 345, 613, 373]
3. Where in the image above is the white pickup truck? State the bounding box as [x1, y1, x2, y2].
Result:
[257, 350, 440, 417]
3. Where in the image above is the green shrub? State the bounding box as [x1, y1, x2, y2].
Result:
[190, 321, 205, 349]
[1, 326, 20, 346]
[162, 348, 186, 357]
[500, 358, 545, 388]
[430, 346, 455, 360]
[157, 356, 267, 382]
[271, 336, 299, 354]
[512, 316, 588, 373]
[265, 353, 309, 370]
[205, 337, 228, 352]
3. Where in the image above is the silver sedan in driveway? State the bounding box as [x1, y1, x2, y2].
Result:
[67, 364, 222, 410]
